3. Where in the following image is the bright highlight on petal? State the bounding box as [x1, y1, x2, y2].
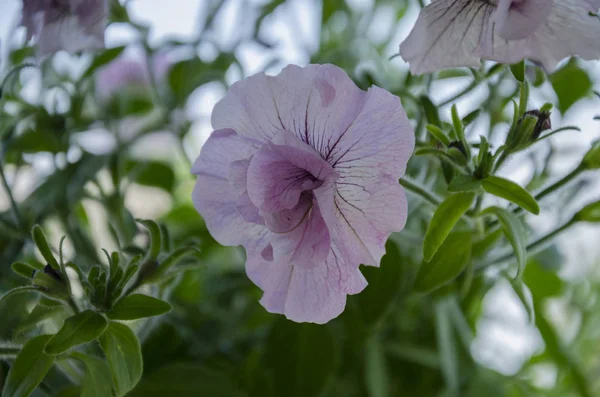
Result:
[399, 0, 600, 74]
[191, 64, 415, 324]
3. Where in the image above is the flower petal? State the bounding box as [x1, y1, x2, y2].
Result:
[246, 131, 335, 213]
[248, 245, 367, 324]
[399, 0, 491, 74]
[191, 129, 262, 246]
[493, 0, 552, 40]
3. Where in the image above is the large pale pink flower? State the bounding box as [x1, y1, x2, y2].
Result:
[399, 0, 600, 74]
[21, 0, 108, 55]
[191, 64, 415, 324]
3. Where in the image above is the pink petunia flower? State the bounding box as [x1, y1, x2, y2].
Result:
[191, 64, 415, 324]
[399, 0, 600, 75]
[21, 0, 108, 55]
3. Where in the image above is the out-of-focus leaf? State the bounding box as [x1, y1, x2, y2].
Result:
[575, 200, 600, 222]
[550, 59, 592, 114]
[448, 175, 481, 192]
[107, 294, 171, 320]
[365, 338, 390, 397]
[128, 363, 246, 397]
[9, 128, 66, 154]
[82, 46, 126, 79]
[510, 61, 525, 82]
[523, 259, 562, 299]
[44, 310, 108, 354]
[265, 319, 338, 397]
[415, 231, 472, 293]
[125, 160, 175, 192]
[2, 335, 55, 397]
[423, 192, 475, 261]
[169, 58, 226, 105]
[355, 241, 405, 326]
[435, 299, 459, 392]
[420, 95, 441, 127]
[482, 206, 528, 279]
[482, 176, 539, 215]
[71, 353, 114, 397]
[99, 321, 143, 396]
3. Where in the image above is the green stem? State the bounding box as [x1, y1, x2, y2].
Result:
[477, 218, 577, 270]
[400, 178, 441, 207]
[440, 80, 479, 107]
[0, 159, 22, 230]
[534, 165, 584, 202]
[66, 297, 80, 314]
[0, 346, 21, 356]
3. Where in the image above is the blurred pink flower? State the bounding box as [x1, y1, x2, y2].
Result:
[95, 52, 172, 99]
[399, 0, 600, 74]
[21, 0, 108, 55]
[191, 64, 415, 324]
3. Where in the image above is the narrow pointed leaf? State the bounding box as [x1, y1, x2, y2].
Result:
[107, 294, 171, 320]
[44, 310, 108, 354]
[448, 175, 481, 192]
[482, 176, 540, 214]
[423, 192, 475, 261]
[2, 335, 55, 397]
[483, 206, 528, 278]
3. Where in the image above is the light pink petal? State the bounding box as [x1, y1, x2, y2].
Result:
[399, 0, 490, 74]
[493, 0, 552, 40]
[483, 0, 600, 70]
[270, 201, 331, 269]
[246, 132, 335, 213]
[247, 245, 367, 324]
[211, 72, 284, 142]
[191, 129, 263, 246]
[316, 176, 408, 268]
[37, 16, 105, 55]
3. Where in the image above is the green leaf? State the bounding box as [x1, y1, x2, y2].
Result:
[423, 192, 475, 262]
[509, 61, 525, 82]
[365, 338, 390, 397]
[523, 259, 562, 299]
[128, 363, 245, 397]
[44, 310, 108, 354]
[143, 246, 201, 284]
[108, 294, 171, 320]
[2, 335, 55, 397]
[71, 353, 114, 397]
[10, 128, 67, 154]
[508, 278, 534, 323]
[14, 304, 66, 336]
[448, 175, 481, 192]
[32, 225, 60, 270]
[426, 124, 450, 146]
[0, 287, 41, 308]
[451, 104, 469, 160]
[125, 160, 175, 192]
[435, 299, 459, 391]
[575, 200, 600, 222]
[420, 95, 441, 127]
[169, 58, 225, 105]
[482, 206, 528, 279]
[265, 319, 338, 397]
[137, 219, 162, 260]
[550, 59, 592, 114]
[99, 321, 143, 396]
[355, 241, 405, 326]
[11, 261, 38, 279]
[415, 231, 472, 293]
[482, 176, 540, 215]
[82, 46, 126, 79]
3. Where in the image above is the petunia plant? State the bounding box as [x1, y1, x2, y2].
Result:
[1, 0, 600, 396]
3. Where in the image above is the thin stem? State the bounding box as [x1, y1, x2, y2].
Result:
[66, 297, 80, 314]
[400, 178, 441, 207]
[0, 159, 22, 229]
[0, 346, 21, 356]
[440, 80, 479, 107]
[477, 218, 577, 270]
[534, 165, 584, 202]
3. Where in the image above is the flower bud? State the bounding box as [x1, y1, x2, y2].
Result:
[506, 108, 551, 152]
[33, 265, 69, 300]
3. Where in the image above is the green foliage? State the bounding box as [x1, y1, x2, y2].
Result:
[265, 320, 338, 397]
[44, 310, 108, 354]
[108, 294, 171, 320]
[550, 59, 592, 113]
[2, 335, 55, 397]
[99, 321, 144, 396]
[481, 176, 540, 215]
[72, 353, 115, 397]
[423, 192, 475, 262]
